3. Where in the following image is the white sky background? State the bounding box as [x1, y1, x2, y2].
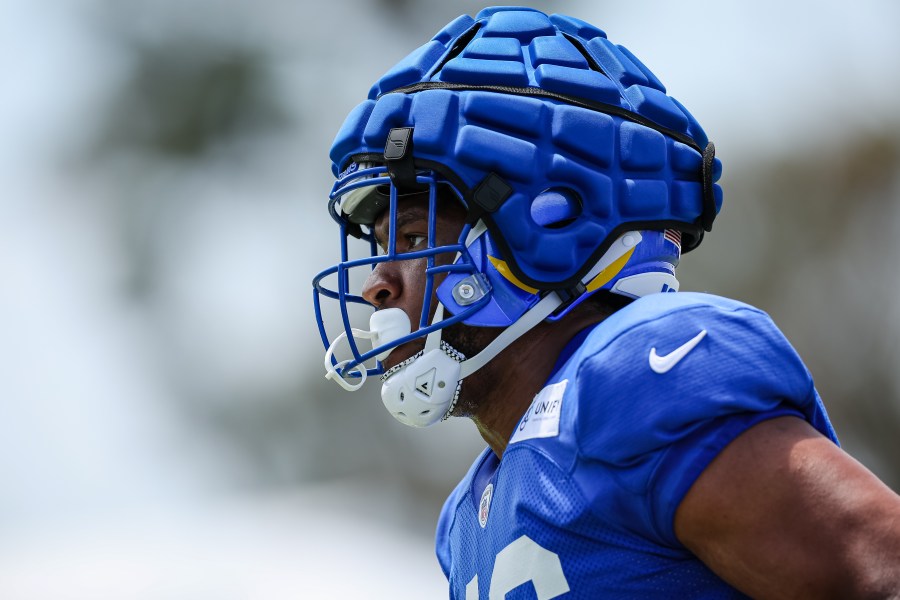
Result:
[0, 1, 898, 598]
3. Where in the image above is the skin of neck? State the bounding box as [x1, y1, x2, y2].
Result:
[466, 304, 611, 458]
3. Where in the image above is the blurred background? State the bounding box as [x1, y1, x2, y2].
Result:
[1, 0, 899, 597]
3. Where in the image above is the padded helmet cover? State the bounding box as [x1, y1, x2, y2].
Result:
[329, 6, 723, 291]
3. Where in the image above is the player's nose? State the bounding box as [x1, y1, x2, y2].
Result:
[361, 262, 402, 309]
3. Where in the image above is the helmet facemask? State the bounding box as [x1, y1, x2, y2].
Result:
[313, 164, 483, 387]
[314, 161, 577, 426]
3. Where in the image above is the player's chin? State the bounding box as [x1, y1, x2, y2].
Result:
[380, 339, 426, 371]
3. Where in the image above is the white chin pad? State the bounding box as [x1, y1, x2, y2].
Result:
[370, 308, 411, 361]
[381, 348, 461, 427]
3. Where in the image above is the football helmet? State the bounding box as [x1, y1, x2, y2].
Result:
[313, 7, 722, 426]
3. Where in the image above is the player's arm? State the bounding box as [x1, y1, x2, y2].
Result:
[674, 415, 900, 599]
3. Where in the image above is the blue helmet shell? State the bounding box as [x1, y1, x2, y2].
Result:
[329, 6, 722, 291]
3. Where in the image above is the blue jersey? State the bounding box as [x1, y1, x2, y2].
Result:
[436, 292, 838, 599]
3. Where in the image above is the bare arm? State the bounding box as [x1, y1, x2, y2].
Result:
[675, 416, 900, 599]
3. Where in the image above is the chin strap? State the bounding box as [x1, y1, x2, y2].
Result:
[421, 288, 563, 380]
[378, 290, 563, 427]
[458, 292, 562, 379]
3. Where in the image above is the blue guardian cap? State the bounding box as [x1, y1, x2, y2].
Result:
[313, 7, 723, 426]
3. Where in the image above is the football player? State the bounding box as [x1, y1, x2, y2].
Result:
[313, 7, 900, 598]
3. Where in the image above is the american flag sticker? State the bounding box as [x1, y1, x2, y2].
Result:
[664, 229, 682, 248]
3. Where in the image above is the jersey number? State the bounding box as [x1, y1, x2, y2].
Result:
[465, 535, 570, 599]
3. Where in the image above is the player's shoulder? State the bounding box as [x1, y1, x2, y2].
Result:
[561, 291, 817, 458]
[573, 291, 781, 370]
[634, 290, 758, 314]
[605, 290, 768, 336]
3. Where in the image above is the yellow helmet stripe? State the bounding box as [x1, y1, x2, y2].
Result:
[487, 256, 539, 294]
[488, 246, 634, 296]
[585, 247, 634, 292]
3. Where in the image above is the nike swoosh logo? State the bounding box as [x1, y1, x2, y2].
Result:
[649, 329, 707, 374]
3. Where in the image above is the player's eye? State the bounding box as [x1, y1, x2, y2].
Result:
[374, 234, 426, 255]
[407, 234, 427, 249]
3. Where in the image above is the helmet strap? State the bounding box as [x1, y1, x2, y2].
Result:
[459, 292, 562, 379]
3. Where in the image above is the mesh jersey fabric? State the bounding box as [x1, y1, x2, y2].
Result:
[435, 292, 838, 599]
